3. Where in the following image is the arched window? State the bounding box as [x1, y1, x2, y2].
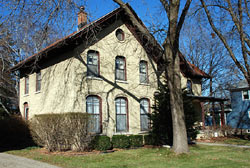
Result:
[86, 96, 101, 133]
[116, 29, 125, 41]
[23, 102, 29, 120]
[187, 80, 192, 94]
[139, 61, 148, 83]
[115, 56, 126, 81]
[115, 97, 128, 132]
[87, 50, 99, 76]
[140, 99, 150, 131]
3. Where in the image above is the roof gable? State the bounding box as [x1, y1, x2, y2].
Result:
[10, 3, 209, 79]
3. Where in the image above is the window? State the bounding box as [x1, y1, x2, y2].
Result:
[115, 56, 126, 81]
[87, 50, 99, 76]
[86, 96, 101, 133]
[139, 61, 148, 83]
[242, 90, 250, 100]
[24, 102, 29, 120]
[115, 97, 128, 132]
[116, 29, 125, 41]
[25, 76, 29, 95]
[140, 99, 150, 131]
[187, 80, 192, 94]
[36, 71, 41, 92]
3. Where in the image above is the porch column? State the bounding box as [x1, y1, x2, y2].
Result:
[220, 102, 225, 126]
[200, 102, 205, 129]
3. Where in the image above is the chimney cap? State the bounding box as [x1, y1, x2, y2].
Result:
[80, 6, 85, 12]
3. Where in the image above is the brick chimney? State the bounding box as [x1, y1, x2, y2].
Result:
[78, 6, 87, 30]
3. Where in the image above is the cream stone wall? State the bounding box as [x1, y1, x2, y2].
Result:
[19, 20, 202, 136]
[20, 21, 158, 136]
[180, 73, 202, 96]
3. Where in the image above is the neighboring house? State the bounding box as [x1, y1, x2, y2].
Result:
[228, 81, 250, 133]
[10, 4, 209, 137]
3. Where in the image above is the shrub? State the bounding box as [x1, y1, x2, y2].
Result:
[112, 135, 130, 148]
[92, 135, 112, 151]
[30, 113, 93, 152]
[149, 86, 199, 146]
[0, 115, 34, 149]
[144, 134, 159, 145]
[129, 135, 143, 147]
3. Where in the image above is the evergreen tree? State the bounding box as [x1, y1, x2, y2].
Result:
[149, 85, 199, 145]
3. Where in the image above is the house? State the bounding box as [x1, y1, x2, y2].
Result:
[228, 81, 250, 133]
[10, 4, 209, 137]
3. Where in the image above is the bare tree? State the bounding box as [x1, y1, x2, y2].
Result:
[0, 24, 18, 115]
[0, 0, 86, 113]
[200, 0, 250, 86]
[113, 0, 192, 153]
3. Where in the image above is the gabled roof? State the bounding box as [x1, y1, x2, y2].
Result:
[10, 3, 210, 79]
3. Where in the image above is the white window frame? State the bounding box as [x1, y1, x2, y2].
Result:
[242, 90, 250, 100]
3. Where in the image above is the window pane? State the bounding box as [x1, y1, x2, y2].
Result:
[115, 57, 125, 80]
[116, 69, 125, 80]
[86, 96, 100, 133]
[116, 29, 125, 41]
[116, 114, 127, 132]
[88, 114, 100, 133]
[140, 114, 148, 131]
[139, 61, 148, 83]
[140, 62, 146, 73]
[87, 64, 98, 76]
[116, 98, 127, 132]
[140, 74, 147, 83]
[243, 91, 249, 100]
[36, 72, 41, 92]
[87, 51, 99, 76]
[140, 99, 149, 131]
[140, 99, 149, 114]
[25, 77, 29, 94]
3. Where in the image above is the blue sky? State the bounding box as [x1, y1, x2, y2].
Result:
[85, 0, 165, 27]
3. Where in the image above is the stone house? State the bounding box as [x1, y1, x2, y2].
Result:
[11, 4, 209, 137]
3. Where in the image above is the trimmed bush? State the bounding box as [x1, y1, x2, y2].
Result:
[92, 135, 112, 151]
[112, 135, 130, 148]
[144, 135, 156, 145]
[129, 135, 143, 147]
[30, 113, 93, 152]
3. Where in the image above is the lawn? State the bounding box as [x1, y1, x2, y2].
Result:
[218, 138, 250, 146]
[6, 145, 250, 168]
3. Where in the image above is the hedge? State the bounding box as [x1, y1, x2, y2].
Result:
[129, 135, 143, 147]
[112, 135, 130, 148]
[92, 135, 112, 151]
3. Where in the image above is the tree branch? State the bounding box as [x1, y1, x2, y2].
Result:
[176, 0, 192, 39]
[200, 0, 249, 80]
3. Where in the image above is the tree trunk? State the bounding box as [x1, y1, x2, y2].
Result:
[164, 41, 189, 154]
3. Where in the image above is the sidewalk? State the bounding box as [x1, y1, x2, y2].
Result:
[196, 142, 250, 149]
[0, 153, 61, 168]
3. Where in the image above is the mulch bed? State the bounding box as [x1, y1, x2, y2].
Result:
[37, 145, 162, 156]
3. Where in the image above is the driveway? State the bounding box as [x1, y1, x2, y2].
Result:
[0, 153, 61, 168]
